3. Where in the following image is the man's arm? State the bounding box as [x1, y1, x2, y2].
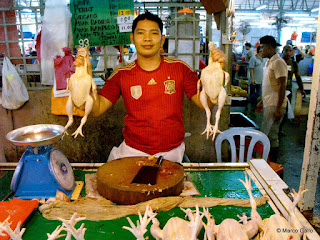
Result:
[90, 94, 113, 117]
[274, 76, 286, 120]
[250, 68, 255, 84]
[294, 67, 306, 98]
[296, 47, 306, 59]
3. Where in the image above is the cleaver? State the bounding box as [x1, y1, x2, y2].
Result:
[131, 156, 164, 185]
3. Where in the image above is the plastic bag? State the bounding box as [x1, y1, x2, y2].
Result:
[54, 47, 75, 90]
[1, 57, 29, 109]
[286, 91, 294, 119]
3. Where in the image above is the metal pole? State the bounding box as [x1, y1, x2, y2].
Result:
[2, 11, 10, 58]
[299, 9, 320, 213]
[18, 9, 29, 87]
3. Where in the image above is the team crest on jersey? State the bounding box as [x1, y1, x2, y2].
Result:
[131, 85, 142, 99]
[164, 80, 176, 94]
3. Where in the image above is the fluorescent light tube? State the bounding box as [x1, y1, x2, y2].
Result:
[256, 5, 267, 10]
[236, 12, 260, 16]
[284, 13, 310, 17]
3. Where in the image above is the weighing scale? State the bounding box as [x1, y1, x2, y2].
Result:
[6, 124, 75, 199]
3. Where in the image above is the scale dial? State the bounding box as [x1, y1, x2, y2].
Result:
[49, 149, 75, 190]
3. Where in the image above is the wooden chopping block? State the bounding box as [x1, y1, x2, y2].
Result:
[96, 157, 185, 205]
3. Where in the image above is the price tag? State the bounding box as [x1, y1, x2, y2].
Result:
[118, 14, 133, 32]
[79, 38, 89, 47]
[119, 24, 132, 33]
[117, 15, 133, 25]
[118, 9, 131, 16]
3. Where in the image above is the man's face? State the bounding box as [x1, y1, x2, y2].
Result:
[283, 46, 293, 60]
[260, 44, 271, 58]
[245, 45, 250, 50]
[130, 19, 165, 58]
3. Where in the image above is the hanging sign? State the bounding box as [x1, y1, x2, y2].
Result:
[70, 0, 134, 47]
[301, 32, 316, 43]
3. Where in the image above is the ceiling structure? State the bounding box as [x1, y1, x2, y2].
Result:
[233, 0, 319, 25]
[13, 0, 320, 42]
[230, 0, 319, 45]
[234, 0, 319, 13]
[134, 0, 319, 25]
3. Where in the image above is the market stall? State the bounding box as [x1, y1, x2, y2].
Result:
[0, 160, 319, 239]
[1, 0, 320, 239]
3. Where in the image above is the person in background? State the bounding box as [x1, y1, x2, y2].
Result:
[256, 35, 287, 163]
[278, 44, 305, 136]
[248, 45, 267, 108]
[282, 45, 305, 98]
[305, 45, 310, 54]
[286, 39, 306, 63]
[299, 51, 314, 76]
[231, 50, 238, 85]
[244, 42, 254, 62]
[88, 11, 225, 163]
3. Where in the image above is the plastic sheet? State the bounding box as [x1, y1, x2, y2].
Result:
[40, 0, 71, 85]
[0, 170, 275, 240]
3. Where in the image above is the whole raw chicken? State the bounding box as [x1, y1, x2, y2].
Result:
[197, 41, 229, 141]
[238, 172, 264, 238]
[203, 172, 262, 240]
[239, 172, 308, 240]
[150, 206, 204, 240]
[123, 205, 203, 240]
[260, 186, 308, 240]
[203, 208, 249, 240]
[65, 47, 97, 138]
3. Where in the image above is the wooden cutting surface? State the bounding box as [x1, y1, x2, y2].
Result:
[97, 157, 185, 205]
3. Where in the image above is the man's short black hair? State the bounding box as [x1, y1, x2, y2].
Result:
[245, 43, 251, 48]
[260, 35, 281, 48]
[132, 11, 163, 34]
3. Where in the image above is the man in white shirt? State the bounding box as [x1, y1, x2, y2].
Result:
[256, 35, 287, 163]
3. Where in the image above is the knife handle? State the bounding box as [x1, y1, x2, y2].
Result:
[155, 156, 163, 167]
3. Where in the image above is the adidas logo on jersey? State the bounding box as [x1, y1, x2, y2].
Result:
[147, 78, 157, 85]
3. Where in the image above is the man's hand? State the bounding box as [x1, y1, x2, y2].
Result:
[211, 48, 226, 68]
[274, 108, 282, 121]
[255, 100, 263, 113]
[300, 89, 306, 98]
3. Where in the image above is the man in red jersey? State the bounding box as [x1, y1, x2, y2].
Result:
[90, 11, 225, 162]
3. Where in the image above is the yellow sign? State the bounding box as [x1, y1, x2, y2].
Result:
[118, 9, 131, 16]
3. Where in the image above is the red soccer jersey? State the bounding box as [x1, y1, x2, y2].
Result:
[99, 56, 198, 155]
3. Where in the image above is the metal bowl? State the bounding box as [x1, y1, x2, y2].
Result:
[6, 124, 65, 147]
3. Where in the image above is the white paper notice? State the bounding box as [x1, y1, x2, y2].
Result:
[117, 15, 133, 33]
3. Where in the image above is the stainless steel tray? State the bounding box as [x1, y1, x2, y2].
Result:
[6, 124, 65, 147]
